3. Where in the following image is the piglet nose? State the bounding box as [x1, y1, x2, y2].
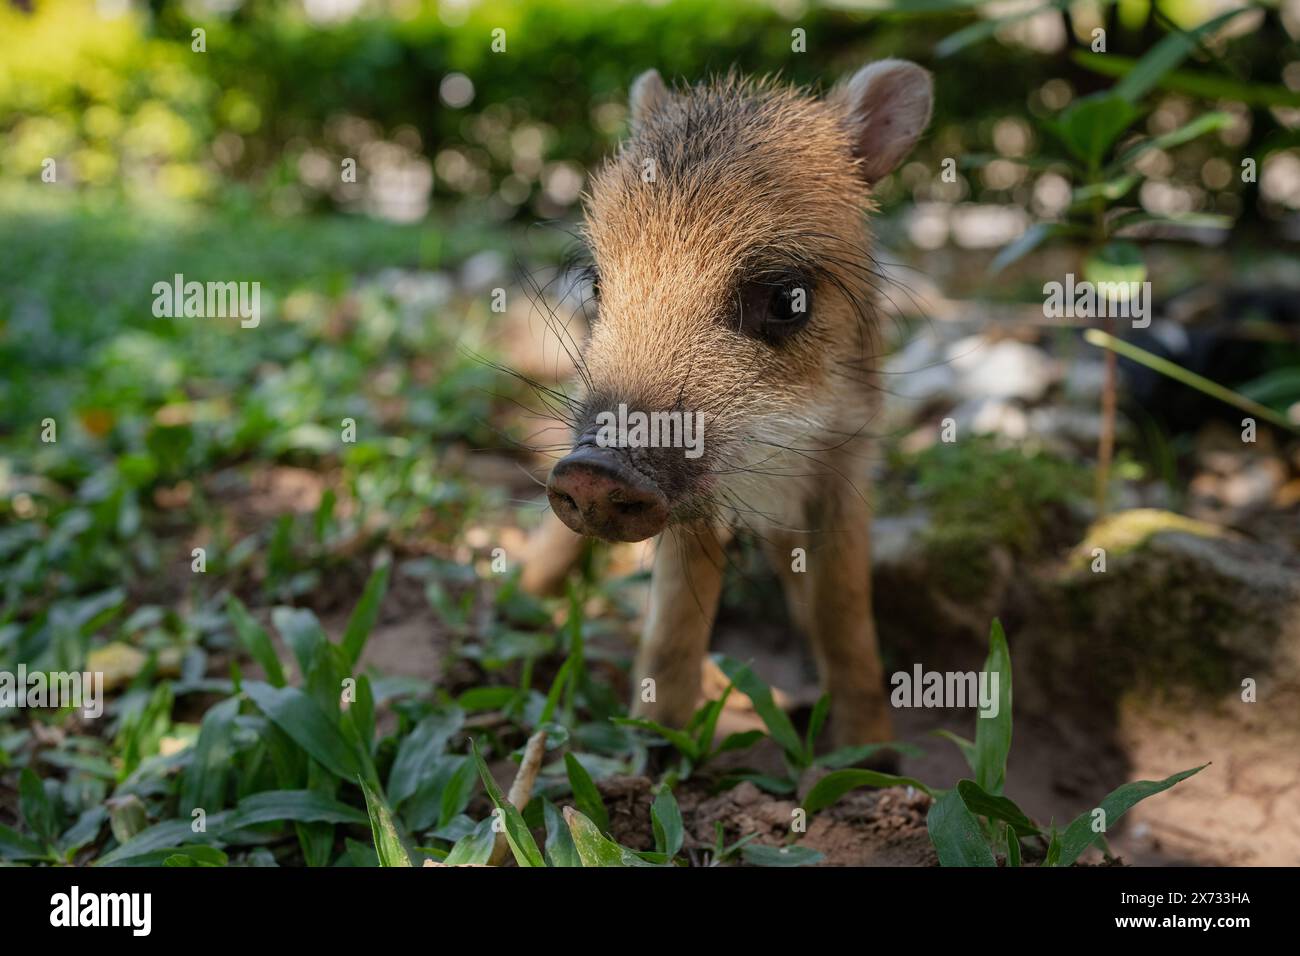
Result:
[547, 445, 669, 542]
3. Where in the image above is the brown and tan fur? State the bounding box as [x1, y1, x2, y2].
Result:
[523, 62, 933, 751]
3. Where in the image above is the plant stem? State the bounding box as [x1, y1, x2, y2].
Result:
[1084, 329, 1300, 431]
[1096, 319, 1117, 514]
[1089, 168, 1115, 515]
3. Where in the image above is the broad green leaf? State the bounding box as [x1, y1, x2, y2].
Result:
[244, 681, 362, 780]
[1238, 367, 1300, 407]
[563, 806, 655, 867]
[439, 756, 478, 829]
[804, 693, 831, 763]
[180, 695, 240, 815]
[97, 817, 228, 867]
[222, 790, 368, 830]
[1113, 8, 1254, 103]
[927, 788, 997, 867]
[1053, 765, 1208, 867]
[470, 739, 544, 867]
[974, 619, 1012, 796]
[0, 823, 47, 861]
[457, 686, 519, 711]
[335, 837, 380, 867]
[387, 708, 463, 807]
[20, 768, 57, 845]
[358, 776, 412, 867]
[543, 798, 581, 867]
[804, 769, 934, 814]
[226, 596, 285, 686]
[1050, 93, 1139, 167]
[272, 607, 328, 682]
[715, 657, 803, 761]
[741, 843, 825, 867]
[444, 816, 495, 866]
[565, 752, 610, 835]
[58, 806, 107, 857]
[651, 788, 684, 859]
[341, 562, 390, 669]
[400, 757, 457, 831]
[955, 779, 1040, 836]
[162, 845, 228, 867]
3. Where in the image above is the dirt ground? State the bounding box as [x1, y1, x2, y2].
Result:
[341, 553, 1297, 866]
[217, 458, 1299, 866]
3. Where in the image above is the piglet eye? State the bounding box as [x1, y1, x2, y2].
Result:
[737, 277, 812, 344]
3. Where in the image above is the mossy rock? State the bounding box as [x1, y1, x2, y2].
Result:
[1050, 509, 1300, 697]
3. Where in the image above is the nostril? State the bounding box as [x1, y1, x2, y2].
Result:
[548, 449, 670, 542]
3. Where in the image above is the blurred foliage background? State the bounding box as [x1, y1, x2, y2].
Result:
[2, 0, 1300, 867]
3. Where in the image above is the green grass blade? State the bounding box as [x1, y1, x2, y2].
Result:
[226, 596, 285, 686]
[444, 817, 495, 866]
[358, 776, 412, 867]
[651, 788, 684, 859]
[564, 752, 610, 834]
[803, 693, 830, 764]
[804, 769, 934, 814]
[438, 757, 479, 829]
[470, 739, 544, 867]
[1054, 764, 1208, 867]
[243, 682, 362, 780]
[563, 806, 654, 867]
[222, 790, 369, 829]
[341, 561, 390, 669]
[1085, 330, 1299, 432]
[1113, 7, 1254, 104]
[20, 768, 57, 846]
[741, 844, 825, 867]
[716, 657, 803, 762]
[543, 798, 581, 867]
[612, 716, 698, 760]
[974, 619, 1013, 796]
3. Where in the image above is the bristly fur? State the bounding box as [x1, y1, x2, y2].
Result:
[577, 70, 889, 532]
[519, 61, 935, 749]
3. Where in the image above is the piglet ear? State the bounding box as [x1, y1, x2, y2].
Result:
[832, 59, 933, 184]
[629, 69, 671, 132]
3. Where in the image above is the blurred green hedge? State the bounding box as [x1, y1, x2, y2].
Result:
[2, 0, 1294, 225]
